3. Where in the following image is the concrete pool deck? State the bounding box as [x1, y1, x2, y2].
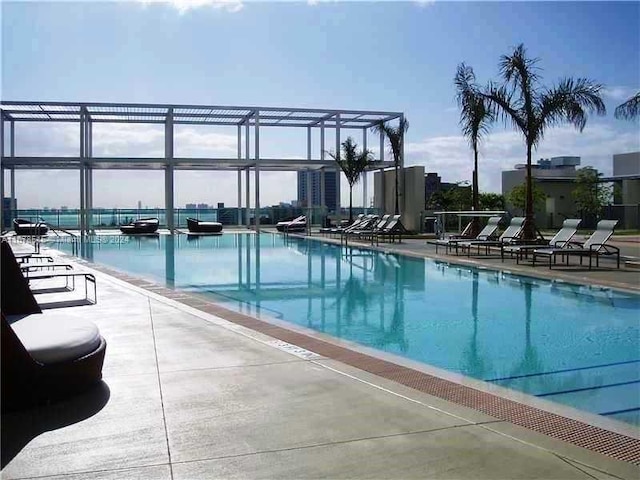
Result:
[1, 240, 639, 479]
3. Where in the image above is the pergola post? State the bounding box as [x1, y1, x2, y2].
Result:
[86, 111, 93, 233]
[399, 113, 405, 214]
[79, 109, 86, 235]
[379, 128, 386, 214]
[245, 120, 250, 228]
[320, 121, 326, 214]
[306, 126, 312, 229]
[10, 122, 15, 220]
[335, 113, 341, 218]
[245, 167, 250, 229]
[237, 124, 242, 226]
[363, 128, 368, 214]
[165, 107, 175, 232]
[254, 110, 260, 232]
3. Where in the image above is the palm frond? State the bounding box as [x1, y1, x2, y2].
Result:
[330, 137, 374, 187]
[538, 78, 606, 143]
[483, 82, 526, 134]
[455, 63, 494, 149]
[499, 44, 541, 92]
[371, 118, 409, 165]
[615, 92, 640, 120]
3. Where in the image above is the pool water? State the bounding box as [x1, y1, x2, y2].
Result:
[50, 233, 640, 426]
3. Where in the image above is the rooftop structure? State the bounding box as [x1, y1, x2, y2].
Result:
[0, 101, 403, 231]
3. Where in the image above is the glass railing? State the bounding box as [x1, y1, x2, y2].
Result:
[5, 206, 382, 230]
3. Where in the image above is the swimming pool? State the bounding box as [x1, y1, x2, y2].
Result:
[50, 233, 640, 426]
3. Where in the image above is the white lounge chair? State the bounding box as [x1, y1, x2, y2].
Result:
[502, 218, 582, 263]
[427, 216, 502, 254]
[532, 220, 620, 269]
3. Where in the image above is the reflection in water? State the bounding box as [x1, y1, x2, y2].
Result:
[60, 233, 639, 425]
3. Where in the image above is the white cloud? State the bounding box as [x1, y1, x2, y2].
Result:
[602, 86, 638, 102]
[138, 0, 243, 14]
[414, 0, 436, 7]
[9, 120, 639, 208]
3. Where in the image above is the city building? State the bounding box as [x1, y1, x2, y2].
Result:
[502, 156, 582, 228]
[185, 203, 197, 209]
[297, 170, 340, 213]
[424, 172, 459, 208]
[602, 151, 640, 229]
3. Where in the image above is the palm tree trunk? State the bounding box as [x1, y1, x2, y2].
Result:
[524, 141, 535, 240]
[349, 186, 353, 223]
[394, 163, 399, 215]
[471, 147, 480, 235]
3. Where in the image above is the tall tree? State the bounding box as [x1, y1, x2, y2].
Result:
[372, 117, 409, 215]
[614, 92, 640, 120]
[507, 181, 546, 216]
[455, 63, 495, 234]
[482, 44, 606, 240]
[326, 137, 374, 223]
[572, 167, 612, 221]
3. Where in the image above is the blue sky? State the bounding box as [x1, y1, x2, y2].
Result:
[2, 0, 639, 209]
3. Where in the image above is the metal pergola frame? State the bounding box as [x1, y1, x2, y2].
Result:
[0, 101, 404, 233]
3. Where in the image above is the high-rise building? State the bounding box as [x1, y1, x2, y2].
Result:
[297, 171, 340, 212]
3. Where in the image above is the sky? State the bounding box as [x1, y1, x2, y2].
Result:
[2, 0, 639, 209]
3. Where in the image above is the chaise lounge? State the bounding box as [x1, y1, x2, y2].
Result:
[427, 216, 502, 254]
[502, 218, 582, 263]
[276, 215, 306, 233]
[13, 219, 49, 236]
[1, 241, 106, 411]
[186, 217, 223, 233]
[532, 219, 620, 269]
[458, 217, 526, 257]
[120, 217, 159, 234]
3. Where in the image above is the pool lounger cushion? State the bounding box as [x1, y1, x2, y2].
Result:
[11, 314, 102, 364]
[2, 312, 107, 411]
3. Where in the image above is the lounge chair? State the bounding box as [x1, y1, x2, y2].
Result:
[276, 215, 306, 233]
[1, 243, 107, 410]
[120, 217, 159, 234]
[340, 215, 379, 244]
[319, 214, 364, 236]
[13, 219, 49, 236]
[374, 215, 406, 245]
[3, 242, 97, 304]
[502, 219, 582, 263]
[186, 217, 223, 233]
[532, 220, 620, 269]
[458, 217, 526, 257]
[346, 214, 391, 242]
[427, 216, 502, 254]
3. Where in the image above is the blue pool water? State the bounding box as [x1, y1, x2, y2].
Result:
[50, 233, 640, 426]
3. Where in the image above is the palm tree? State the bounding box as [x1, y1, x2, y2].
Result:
[372, 117, 409, 215]
[483, 44, 606, 240]
[326, 137, 374, 223]
[615, 92, 640, 120]
[455, 63, 495, 235]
